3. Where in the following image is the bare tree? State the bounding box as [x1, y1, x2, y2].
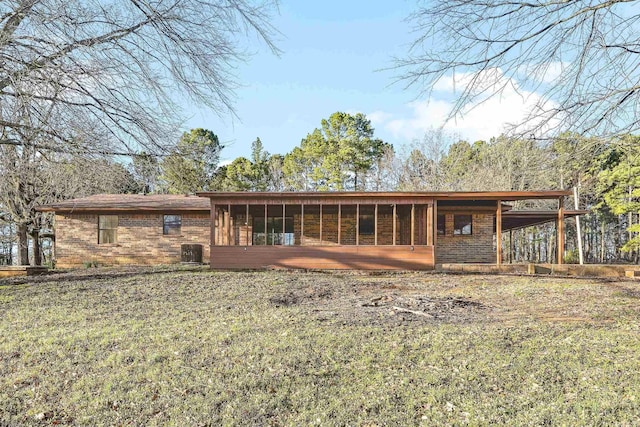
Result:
[398, 1, 640, 137]
[0, 0, 279, 154]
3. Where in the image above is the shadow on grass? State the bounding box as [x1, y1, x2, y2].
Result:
[0, 265, 211, 287]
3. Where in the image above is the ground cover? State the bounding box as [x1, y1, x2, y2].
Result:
[1, 267, 640, 425]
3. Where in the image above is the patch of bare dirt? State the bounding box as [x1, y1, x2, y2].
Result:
[267, 276, 487, 326]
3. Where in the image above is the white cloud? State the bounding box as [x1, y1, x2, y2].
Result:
[377, 68, 559, 143]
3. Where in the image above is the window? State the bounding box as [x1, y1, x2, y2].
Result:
[437, 214, 446, 235]
[253, 217, 294, 245]
[163, 215, 182, 235]
[98, 215, 118, 244]
[359, 214, 375, 235]
[454, 215, 472, 235]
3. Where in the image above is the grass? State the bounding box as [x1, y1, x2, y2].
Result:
[2, 267, 640, 425]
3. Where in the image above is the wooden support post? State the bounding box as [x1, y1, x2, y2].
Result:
[374, 204, 378, 246]
[282, 203, 286, 245]
[427, 204, 433, 246]
[411, 203, 415, 246]
[264, 204, 268, 246]
[574, 186, 584, 265]
[356, 203, 360, 246]
[211, 202, 216, 246]
[392, 204, 397, 246]
[301, 204, 305, 245]
[337, 203, 341, 245]
[227, 203, 231, 246]
[319, 204, 323, 244]
[509, 230, 513, 263]
[557, 197, 565, 265]
[433, 200, 438, 264]
[245, 204, 249, 246]
[496, 200, 502, 265]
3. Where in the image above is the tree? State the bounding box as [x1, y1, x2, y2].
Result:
[0, 0, 279, 154]
[399, 1, 640, 137]
[161, 128, 222, 194]
[596, 136, 640, 258]
[131, 153, 161, 194]
[283, 112, 390, 191]
[0, 144, 138, 265]
[212, 138, 273, 191]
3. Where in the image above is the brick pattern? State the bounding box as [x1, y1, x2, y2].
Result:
[55, 213, 210, 267]
[436, 212, 495, 263]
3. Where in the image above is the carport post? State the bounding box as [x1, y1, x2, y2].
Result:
[496, 200, 502, 265]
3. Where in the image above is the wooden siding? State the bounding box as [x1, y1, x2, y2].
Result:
[210, 245, 435, 270]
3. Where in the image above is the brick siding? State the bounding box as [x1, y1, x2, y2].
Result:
[436, 212, 496, 263]
[54, 213, 210, 267]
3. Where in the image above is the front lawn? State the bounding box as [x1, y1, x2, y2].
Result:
[1, 267, 640, 425]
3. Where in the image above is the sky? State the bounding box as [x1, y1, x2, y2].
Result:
[184, 1, 551, 163]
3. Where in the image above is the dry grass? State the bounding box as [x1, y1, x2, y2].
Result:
[2, 267, 640, 425]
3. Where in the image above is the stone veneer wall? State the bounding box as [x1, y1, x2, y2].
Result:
[54, 213, 210, 267]
[436, 212, 495, 263]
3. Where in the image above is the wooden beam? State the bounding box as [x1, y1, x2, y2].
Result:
[392, 204, 397, 246]
[374, 204, 378, 246]
[557, 196, 565, 265]
[337, 203, 341, 245]
[356, 203, 360, 246]
[427, 204, 433, 246]
[246, 204, 249, 246]
[211, 202, 216, 246]
[227, 203, 231, 246]
[496, 199, 502, 265]
[433, 200, 438, 264]
[264, 204, 268, 246]
[411, 203, 415, 246]
[319, 203, 323, 244]
[301, 203, 305, 245]
[282, 203, 286, 246]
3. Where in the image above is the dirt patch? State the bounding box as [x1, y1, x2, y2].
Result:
[268, 277, 487, 326]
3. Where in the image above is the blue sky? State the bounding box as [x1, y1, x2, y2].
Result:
[184, 1, 552, 163]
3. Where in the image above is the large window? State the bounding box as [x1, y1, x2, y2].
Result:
[163, 215, 182, 235]
[454, 215, 472, 235]
[253, 216, 294, 245]
[437, 214, 446, 235]
[98, 215, 118, 244]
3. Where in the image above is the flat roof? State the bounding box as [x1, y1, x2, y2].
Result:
[37, 194, 210, 213]
[197, 190, 572, 202]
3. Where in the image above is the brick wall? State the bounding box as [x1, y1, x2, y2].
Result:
[436, 212, 495, 263]
[55, 212, 210, 267]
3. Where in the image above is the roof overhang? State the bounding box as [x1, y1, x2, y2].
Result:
[196, 190, 572, 204]
[500, 210, 588, 232]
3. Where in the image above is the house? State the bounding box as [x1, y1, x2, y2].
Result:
[37, 194, 210, 268]
[197, 190, 585, 270]
[38, 191, 585, 270]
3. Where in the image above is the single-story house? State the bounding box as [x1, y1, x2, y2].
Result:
[38, 190, 585, 270]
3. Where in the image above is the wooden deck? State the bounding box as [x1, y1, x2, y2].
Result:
[0, 266, 49, 278]
[210, 245, 435, 270]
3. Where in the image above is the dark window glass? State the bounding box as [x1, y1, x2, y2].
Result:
[98, 215, 118, 244]
[359, 214, 375, 235]
[163, 215, 182, 235]
[454, 215, 472, 235]
[437, 214, 446, 235]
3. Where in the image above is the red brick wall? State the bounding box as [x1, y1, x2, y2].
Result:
[54, 212, 210, 267]
[436, 212, 495, 263]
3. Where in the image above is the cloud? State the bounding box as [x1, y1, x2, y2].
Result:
[378, 68, 559, 143]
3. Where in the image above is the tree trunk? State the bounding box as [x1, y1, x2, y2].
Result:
[31, 230, 41, 266]
[17, 223, 29, 265]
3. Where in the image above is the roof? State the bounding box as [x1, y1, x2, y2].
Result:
[196, 190, 572, 204]
[501, 210, 588, 231]
[36, 194, 210, 213]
